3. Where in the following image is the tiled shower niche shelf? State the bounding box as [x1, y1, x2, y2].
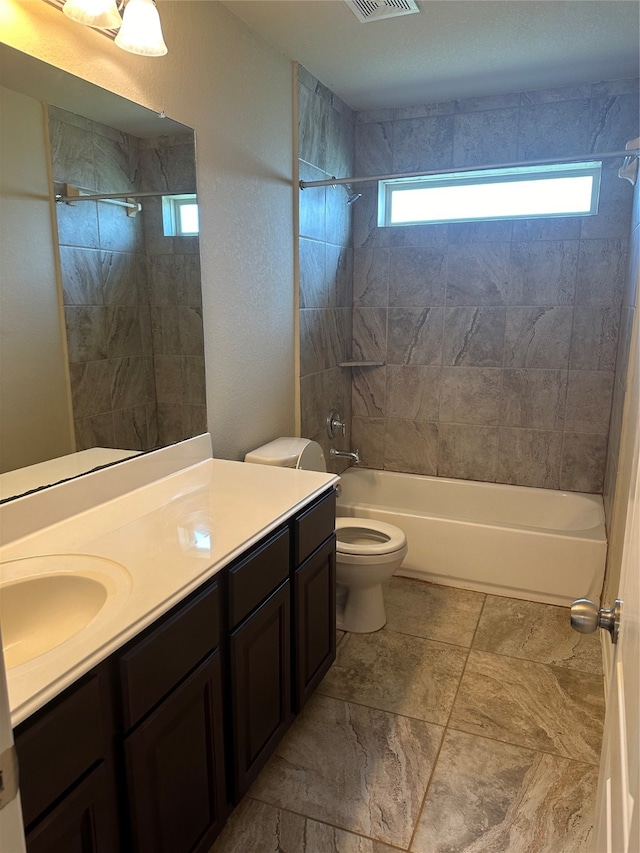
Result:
[338, 361, 385, 367]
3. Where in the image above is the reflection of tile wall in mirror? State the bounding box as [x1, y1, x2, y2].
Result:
[0, 43, 205, 499]
[51, 107, 205, 453]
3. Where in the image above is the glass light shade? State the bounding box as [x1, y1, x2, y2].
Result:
[62, 0, 122, 29]
[114, 0, 168, 56]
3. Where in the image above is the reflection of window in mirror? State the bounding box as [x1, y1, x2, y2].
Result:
[162, 194, 199, 236]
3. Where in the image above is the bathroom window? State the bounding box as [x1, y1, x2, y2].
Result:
[162, 194, 199, 236]
[378, 161, 602, 226]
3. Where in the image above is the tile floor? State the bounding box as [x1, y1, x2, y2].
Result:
[211, 577, 605, 853]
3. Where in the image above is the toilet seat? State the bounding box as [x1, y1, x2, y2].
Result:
[336, 517, 406, 556]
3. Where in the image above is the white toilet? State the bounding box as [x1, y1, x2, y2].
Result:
[244, 438, 408, 633]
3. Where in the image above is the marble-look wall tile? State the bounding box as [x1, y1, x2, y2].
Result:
[352, 366, 386, 417]
[517, 99, 594, 161]
[94, 129, 131, 194]
[106, 306, 143, 358]
[64, 306, 107, 363]
[151, 306, 181, 356]
[353, 248, 389, 307]
[561, 433, 607, 493]
[178, 306, 204, 357]
[438, 423, 498, 481]
[564, 370, 614, 433]
[504, 306, 573, 369]
[497, 428, 562, 489]
[74, 412, 115, 451]
[181, 356, 206, 406]
[327, 244, 353, 308]
[355, 121, 393, 176]
[299, 309, 326, 376]
[385, 365, 441, 421]
[112, 404, 148, 451]
[446, 243, 510, 306]
[575, 239, 627, 305]
[351, 416, 386, 468]
[352, 307, 387, 362]
[301, 372, 325, 440]
[508, 241, 578, 305]
[69, 361, 111, 419]
[570, 306, 621, 370]
[453, 108, 519, 167]
[501, 369, 568, 430]
[392, 116, 454, 173]
[156, 401, 184, 445]
[300, 238, 328, 309]
[110, 356, 152, 410]
[101, 251, 139, 305]
[388, 247, 447, 306]
[386, 307, 444, 365]
[384, 419, 438, 475]
[439, 367, 502, 425]
[55, 195, 100, 249]
[299, 162, 327, 242]
[60, 247, 103, 305]
[443, 307, 505, 367]
[412, 729, 598, 853]
[48, 114, 96, 188]
[324, 308, 351, 368]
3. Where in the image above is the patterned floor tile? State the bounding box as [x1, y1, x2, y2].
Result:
[449, 650, 605, 763]
[411, 729, 598, 853]
[472, 595, 602, 673]
[384, 577, 485, 646]
[318, 628, 467, 724]
[249, 693, 444, 848]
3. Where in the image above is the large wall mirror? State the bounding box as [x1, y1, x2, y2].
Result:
[0, 43, 205, 502]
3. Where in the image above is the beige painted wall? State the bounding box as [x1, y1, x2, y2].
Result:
[0, 0, 295, 461]
[0, 86, 74, 473]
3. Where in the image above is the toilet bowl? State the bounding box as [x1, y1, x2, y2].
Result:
[244, 438, 408, 633]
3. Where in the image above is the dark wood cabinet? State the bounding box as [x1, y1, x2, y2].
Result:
[25, 764, 118, 853]
[15, 487, 337, 851]
[124, 651, 226, 853]
[229, 581, 292, 801]
[294, 535, 336, 711]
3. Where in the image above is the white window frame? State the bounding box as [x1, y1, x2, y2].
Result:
[162, 193, 199, 236]
[378, 161, 602, 227]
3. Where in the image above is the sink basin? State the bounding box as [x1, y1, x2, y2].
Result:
[0, 554, 131, 669]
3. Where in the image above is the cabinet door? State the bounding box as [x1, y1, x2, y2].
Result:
[230, 581, 292, 801]
[25, 764, 117, 853]
[124, 651, 226, 853]
[294, 535, 336, 711]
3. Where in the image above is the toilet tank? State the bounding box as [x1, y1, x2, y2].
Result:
[244, 437, 326, 472]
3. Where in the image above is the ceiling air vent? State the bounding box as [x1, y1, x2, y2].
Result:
[344, 0, 420, 23]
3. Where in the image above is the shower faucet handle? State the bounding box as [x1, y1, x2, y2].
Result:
[327, 409, 346, 439]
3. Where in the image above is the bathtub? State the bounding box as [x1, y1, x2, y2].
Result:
[336, 469, 607, 607]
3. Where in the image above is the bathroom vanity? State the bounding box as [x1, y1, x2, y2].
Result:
[0, 440, 337, 852]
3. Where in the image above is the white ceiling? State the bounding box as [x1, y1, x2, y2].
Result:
[221, 0, 640, 111]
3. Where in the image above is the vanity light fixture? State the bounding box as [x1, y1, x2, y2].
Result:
[59, 0, 167, 56]
[62, 0, 121, 29]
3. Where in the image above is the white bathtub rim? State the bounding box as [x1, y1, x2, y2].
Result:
[337, 504, 605, 543]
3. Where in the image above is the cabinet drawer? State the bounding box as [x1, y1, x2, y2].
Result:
[294, 489, 336, 565]
[26, 763, 118, 853]
[228, 527, 289, 628]
[16, 673, 106, 828]
[119, 581, 220, 731]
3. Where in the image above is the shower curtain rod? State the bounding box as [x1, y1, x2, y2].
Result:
[55, 187, 195, 205]
[298, 148, 640, 189]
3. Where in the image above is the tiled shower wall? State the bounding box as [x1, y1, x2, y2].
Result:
[298, 66, 355, 472]
[51, 108, 204, 452]
[350, 79, 639, 492]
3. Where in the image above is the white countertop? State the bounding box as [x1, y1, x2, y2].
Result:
[0, 455, 337, 726]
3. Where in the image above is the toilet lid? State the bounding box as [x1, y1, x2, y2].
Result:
[335, 517, 407, 556]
